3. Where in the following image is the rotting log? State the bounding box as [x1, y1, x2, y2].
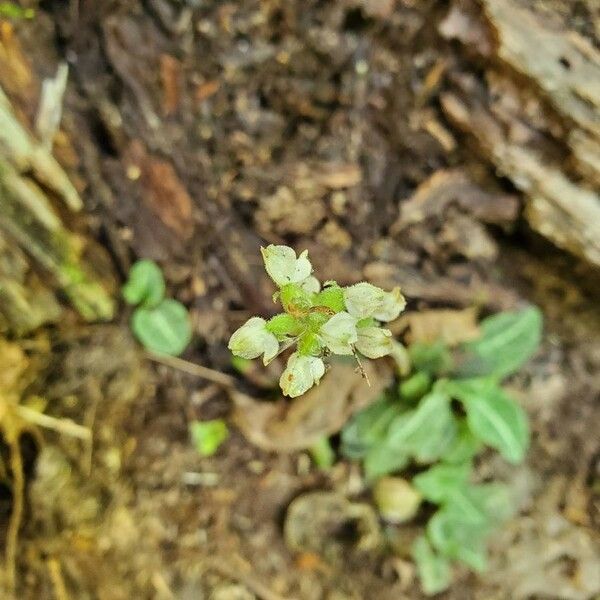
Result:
[440, 0, 600, 267]
[0, 81, 114, 331]
[0, 231, 61, 335]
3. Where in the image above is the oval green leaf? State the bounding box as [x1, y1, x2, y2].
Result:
[387, 391, 457, 463]
[427, 508, 488, 573]
[412, 535, 452, 596]
[413, 462, 472, 504]
[131, 298, 192, 356]
[122, 259, 166, 308]
[341, 397, 402, 459]
[189, 419, 228, 456]
[457, 307, 542, 378]
[442, 420, 482, 464]
[447, 379, 529, 464]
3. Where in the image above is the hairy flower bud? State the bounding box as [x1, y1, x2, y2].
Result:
[228, 317, 279, 364]
[280, 352, 326, 397]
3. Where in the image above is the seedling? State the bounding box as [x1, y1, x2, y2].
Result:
[341, 307, 543, 594]
[0, 2, 35, 18]
[122, 259, 192, 356]
[189, 419, 229, 457]
[228, 245, 406, 397]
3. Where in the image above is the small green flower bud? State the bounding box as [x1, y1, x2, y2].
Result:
[266, 313, 304, 339]
[314, 285, 345, 313]
[279, 283, 313, 315]
[297, 331, 322, 356]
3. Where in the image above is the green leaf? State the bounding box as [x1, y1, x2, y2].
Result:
[457, 307, 542, 378]
[314, 285, 345, 313]
[341, 397, 402, 459]
[413, 463, 472, 504]
[364, 438, 409, 480]
[387, 391, 457, 463]
[266, 313, 303, 339]
[309, 436, 335, 470]
[442, 420, 482, 464]
[463, 483, 514, 526]
[442, 483, 513, 528]
[427, 508, 488, 572]
[448, 379, 529, 464]
[412, 535, 452, 596]
[409, 341, 453, 376]
[360, 393, 456, 479]
[131, 299, 192, 356]
[399, 371, 432, 403]
[189, 419, 229, 456]
[426, 483, 513, 573]
[122, 259, 166, 308]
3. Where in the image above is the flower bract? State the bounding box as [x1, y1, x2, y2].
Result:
[261, 245, 312, 288]
[228, 317, 279, 365]
[320, 311, 358, 355]
[280, 352, 326, 397]
[228, 245, 407, 397]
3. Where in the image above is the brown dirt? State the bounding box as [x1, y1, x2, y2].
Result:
[1, 1, 599, 599]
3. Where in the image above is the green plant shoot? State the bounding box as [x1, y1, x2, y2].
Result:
[189, 420, 229, 457]
[341, 306, 542, 595]
[228, 245, 406, 397]
[122, 259, 192, 356]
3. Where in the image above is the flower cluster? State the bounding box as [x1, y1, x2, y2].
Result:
[228, 245, 406, 397]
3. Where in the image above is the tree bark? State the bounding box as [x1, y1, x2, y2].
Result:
[440, 0, 600, 267]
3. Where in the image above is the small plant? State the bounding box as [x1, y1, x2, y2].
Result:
[341, 307, 543, 594]
[122, 259, 192, 356]
[0, 2, 35, 18]
[189, 419, 229, 456]
[228, 245, 406, 397]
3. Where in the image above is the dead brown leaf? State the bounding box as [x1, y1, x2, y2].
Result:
[0, 22, 37, 115]
[359, 0, 396, 19]
[230, 360, 392, 452]
[195, 80, 220, 103]
[391, 307, 480, 346]
[391, 169, 519, 234]
[159, 54, 181, 116]
[125, 141, 193, 239]
[439, 209, 498, 261]
[256, 185, 326, 236]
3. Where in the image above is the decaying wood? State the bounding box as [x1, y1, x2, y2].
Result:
[0, 85, 81, 211]
[0, 81, 114, 328]
[391, 169, 518, 232]
[440, 0, 600, 267]
[0, 231, 61, 334]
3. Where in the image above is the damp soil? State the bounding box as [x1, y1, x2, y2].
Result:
[0, 1, 599, 599]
